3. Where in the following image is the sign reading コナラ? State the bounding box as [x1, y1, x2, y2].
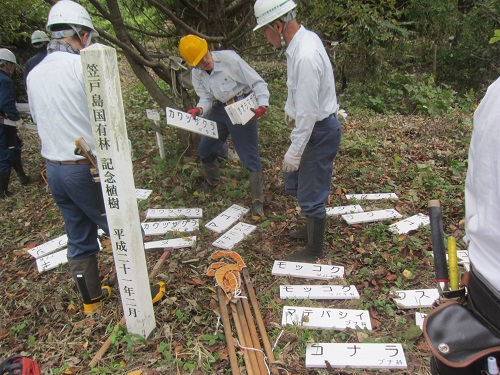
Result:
[81, 44, 155, 339]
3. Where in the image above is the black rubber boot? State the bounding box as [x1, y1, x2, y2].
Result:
[0, 171, 13, 199]
[12, 150, 31, 185]
[68, 255, 111, 315]
[249, 171, 264, 218]
[202, 161, 220, 191]
[289, 224, 307, 240]
[286, 217, 326, 262]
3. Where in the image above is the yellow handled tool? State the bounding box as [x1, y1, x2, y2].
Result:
[448, 236, 459, 290]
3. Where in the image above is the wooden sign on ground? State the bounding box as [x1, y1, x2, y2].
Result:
[212, 222, 256, 250]
[272, 261, 345, 280]
[346, 193, 398, 200]
[145, 208, 203, 220]
[342, 209, 402, 224]
[388, 213, 430, 234]
[326, 205, 364, 216]
[141, 219, 199, 236]
[205, 204, 249, 234]
[144, 237, 196, 251]
[392, 288, 439, 309]
[282, 306, 372, 330]
[279, 285, 360, 300]
[305, 343, 407, 369]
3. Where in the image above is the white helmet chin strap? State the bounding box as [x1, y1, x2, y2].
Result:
[268, 10, 296, 55]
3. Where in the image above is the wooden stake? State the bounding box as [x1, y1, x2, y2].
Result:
[239, 288, 267, 374]
[242, 267, 278, 374]
[235, 299, 263, 374]
[231, 302, 255, 375]
[216, 287, 240, 375]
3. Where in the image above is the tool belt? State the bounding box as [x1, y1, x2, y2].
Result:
[423, 268, 500, 370]
[468, 265, 500, 336]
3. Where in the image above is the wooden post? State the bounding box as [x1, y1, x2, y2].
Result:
[80, 44, 155, 339]
[146, 109, 165, 159]
[155, 130, 165, 159]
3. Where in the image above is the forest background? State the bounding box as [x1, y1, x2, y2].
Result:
[1, 0, 500, 374]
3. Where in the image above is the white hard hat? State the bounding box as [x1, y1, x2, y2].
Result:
[253, 0, 297, 31]
[46, 0, 97, 36]
[31, 30, 50, 44]
[0, 48, 17, 64]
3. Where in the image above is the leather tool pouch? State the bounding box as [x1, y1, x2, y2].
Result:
[423, 300, 500, 368]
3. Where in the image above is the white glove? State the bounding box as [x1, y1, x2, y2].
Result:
[15, 119, 25, 129]
[283, 150, 301, 173]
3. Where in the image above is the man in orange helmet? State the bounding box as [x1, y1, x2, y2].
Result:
[179, 35, 269, 218]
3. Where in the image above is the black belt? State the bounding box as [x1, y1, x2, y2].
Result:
[48, 159, 91, 165]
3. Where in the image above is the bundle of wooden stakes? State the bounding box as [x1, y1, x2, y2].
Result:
[207, 251, 279, 375]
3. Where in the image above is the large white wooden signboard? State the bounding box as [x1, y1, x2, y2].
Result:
[165, 107, 218, 139]
[272, 261, 345, 280]
[282, 306, 372, 330]
[306, 343, 407, 369]
[81, 44, 155, 338]
[279, 285, 360, 300]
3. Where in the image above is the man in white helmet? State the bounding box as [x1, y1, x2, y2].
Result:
[23, 30, 50, 89]
[27, 0, 165, 315]
[27, 1, 112, 315]
[0, 48, 27, 198]
[254, 0, 342, 262]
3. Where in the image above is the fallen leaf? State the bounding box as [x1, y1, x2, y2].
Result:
[403, 269, 412, 279]
[63, 366, 83, 374]
[185, 277, 204, 286]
